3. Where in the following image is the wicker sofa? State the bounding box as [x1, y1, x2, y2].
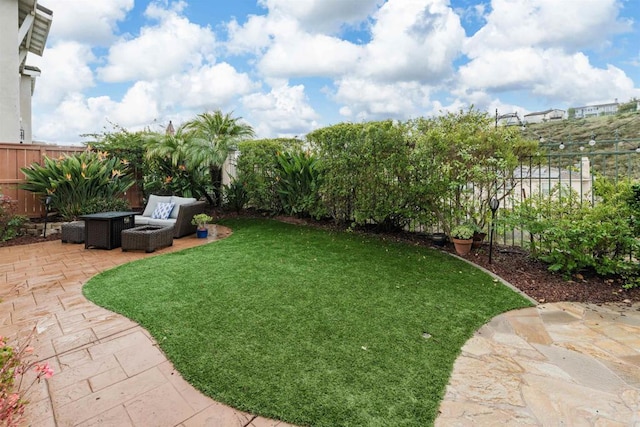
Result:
[134, 195, 206, 238]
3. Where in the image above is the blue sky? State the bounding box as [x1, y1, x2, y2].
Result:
[28, 0, 640, 144]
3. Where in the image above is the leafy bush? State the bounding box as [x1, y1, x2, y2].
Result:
[222, 178, 249, 213]
[80, 197, 130, 215]
[275, 150, 325, 218]
[406, 109, 538, 235]
[86, 127, 149, 199]
[308, 121, 412, 228]
[20, 151, 134, 221]
[143, 130, 213, 202]
[502, 179, 639, 278]
[0, 194, 26, 242]
[236, 138, 302, 212]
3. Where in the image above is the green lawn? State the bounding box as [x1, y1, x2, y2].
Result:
[83, 219, 532, 426]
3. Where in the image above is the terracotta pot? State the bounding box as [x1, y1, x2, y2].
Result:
[452, 238, 473, 256]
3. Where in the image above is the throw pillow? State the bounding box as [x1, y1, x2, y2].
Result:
[151, 202, 175, 220]
[142, 195, 172, 217]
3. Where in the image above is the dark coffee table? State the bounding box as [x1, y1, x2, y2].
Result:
[79, 211, 139, 249]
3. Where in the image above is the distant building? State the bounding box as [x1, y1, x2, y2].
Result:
[496, 112, 524, 127]
[505, 157, 593, 207]
[0, 0, 52, 144]
[572, 101, 619, 119]
[523, 109, 565, 124]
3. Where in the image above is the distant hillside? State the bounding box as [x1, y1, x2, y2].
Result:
[522, 112, 640, 153]
[519, 112, 640, 180]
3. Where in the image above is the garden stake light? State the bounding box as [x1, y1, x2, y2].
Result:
[489, 197, 499, 264]
[43, 195, 52, 237]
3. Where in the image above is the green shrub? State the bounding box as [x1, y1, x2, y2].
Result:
[222, 178, 249, 213]
[0, 194, 26, 242]
[275, 150, 324, 218]
[236, 138, 302, 212]
[20, 151, 134, 221]
[502, 179, 640, 277]
[80, 197, 131, 215]
[308, 121, 412, 228]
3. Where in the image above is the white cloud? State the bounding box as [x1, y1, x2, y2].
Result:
[34, 94, 112, 143]
[162, 62, 258, 110]
[334, 78, 432, 120]
[457, 48, 640, 107]
[259, 30, 362, 78]
[226, 15, 274, 55]
[98, 3, 216, 82]
[465, 0, 631, 55]
[242, 81, 319, 137]
[257, 0, 380, 33]
[359, 0, 465, 82]
[32, 41, 95, 106]
[45, 0, 133, 45]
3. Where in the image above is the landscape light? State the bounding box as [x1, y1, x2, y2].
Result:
[589, 132, 596, 146]
[559, 143, 565, 150]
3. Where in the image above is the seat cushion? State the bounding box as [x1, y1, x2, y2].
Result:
[145, 218, 176, 227]
[142, 195, 172, 217]
[134, 215, 151, 225]
[169, 196, 197, 219]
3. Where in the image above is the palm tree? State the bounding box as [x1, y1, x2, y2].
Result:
[144, 126, 192, 168]
[182, 111, 255, 206]
[143, 126, 211, 201]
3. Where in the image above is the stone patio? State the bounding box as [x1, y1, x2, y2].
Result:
[1, 229, 639, 426]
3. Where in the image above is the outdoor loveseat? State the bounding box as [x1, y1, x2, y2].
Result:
[134, 194, 206, 238]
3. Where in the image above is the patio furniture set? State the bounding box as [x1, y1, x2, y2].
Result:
[61, 195, 206, 253]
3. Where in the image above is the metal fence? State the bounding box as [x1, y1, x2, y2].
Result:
[493, 146, 640, 248]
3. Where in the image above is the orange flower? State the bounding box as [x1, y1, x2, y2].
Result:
[165, 176, 173, 184]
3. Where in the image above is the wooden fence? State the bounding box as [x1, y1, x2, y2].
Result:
[0, 143, 144, 218]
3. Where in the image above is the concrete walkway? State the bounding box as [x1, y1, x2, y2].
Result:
[1, 229, 291, 427]
[1, 232, 639, 426]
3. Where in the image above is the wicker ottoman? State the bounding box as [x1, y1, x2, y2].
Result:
[61, 221, 85, 243]
[121, 225, 174, 253]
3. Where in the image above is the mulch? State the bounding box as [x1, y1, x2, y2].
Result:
[4, 214, 639, 305]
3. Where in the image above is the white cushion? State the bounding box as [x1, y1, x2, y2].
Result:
[142, 195, 172, 217]
[169, 196, 197, 219]
[146, 218, 176, 227]
[134, 215, 150, 225]
[151, 202, 175, 220]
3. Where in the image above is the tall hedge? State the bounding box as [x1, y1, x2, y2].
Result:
[307, 121, 412, 229]
[236, 138, 302, 211]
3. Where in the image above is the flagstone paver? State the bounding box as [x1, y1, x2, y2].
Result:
[436, 302, 640, 426]
[2, 229, 640, 426]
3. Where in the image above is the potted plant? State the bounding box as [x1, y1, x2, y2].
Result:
[191, 213, 213, 238]
[470, 222, 487, 248]
[450, 224, 475, 255]
[431, 232, 447, 247]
